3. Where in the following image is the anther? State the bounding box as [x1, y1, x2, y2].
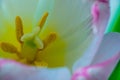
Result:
[15, 16, 24, 43]
[0, 42, 19, 54]
[38, 12, 49, 29]
[43, 32, 57, 49]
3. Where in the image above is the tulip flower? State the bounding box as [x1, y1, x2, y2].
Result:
[0, 0, 119, 80]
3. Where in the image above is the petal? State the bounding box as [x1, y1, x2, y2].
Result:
[72, 32, 120, 80]
[0, 59, 71, 80]
[34, 0, 109, 68]
[1, 0, 39, 31]
[91, 32, 120, 64]
[72, 53, 120, 80]
[73, 0, 110, 71]
[73, 33, 120, 71]
[92, 0, 109, 35]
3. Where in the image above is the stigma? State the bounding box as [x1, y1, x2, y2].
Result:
[0, 12, 57, 67]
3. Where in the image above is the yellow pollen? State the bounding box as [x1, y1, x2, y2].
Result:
[15, 16, 24, 43]
[38, 12, 49, 29]
[0, 42, 20, 56]
[0, 12, 57, 67]
[43, 32, 57, 49]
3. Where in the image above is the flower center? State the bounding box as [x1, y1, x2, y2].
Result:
[0, 12, 57, 67]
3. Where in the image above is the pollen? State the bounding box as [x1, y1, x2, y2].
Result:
[15, 16, 24, 43]
[43, 32, 57, 49]
[0, 12, 57, 67]
[0, 42, 18, 54]
[38, 12, 49, 29]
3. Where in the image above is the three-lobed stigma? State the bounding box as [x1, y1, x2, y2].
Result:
[0, 12, 57, 67]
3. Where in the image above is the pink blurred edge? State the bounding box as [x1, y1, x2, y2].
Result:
[0, 59, 29, 68]
[72, 52, 120, 80]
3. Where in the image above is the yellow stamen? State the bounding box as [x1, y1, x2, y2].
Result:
[0, 42, 19, 54]
[43, 32, 57, 49]
[0, 12, 57, 67]
[15, 16, 24, 43]
[38, 12, 49, 29]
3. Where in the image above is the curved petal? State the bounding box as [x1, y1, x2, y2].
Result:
[92, 0, 109, 35]
[34, 0, 109, 68]
[72, 52, 120, 80]
[91, 32, 120, 64]
[72, 0, 110, 71]
[0, 59, 71, 80]
[72, 32, 120, 80]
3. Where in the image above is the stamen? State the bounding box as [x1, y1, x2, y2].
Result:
[15, 16, 24, 43]
[0, 12, 55, 67]
[43, 32, 57, 49]
[38, 12, 49, 29]
[0, 42, 19, 54]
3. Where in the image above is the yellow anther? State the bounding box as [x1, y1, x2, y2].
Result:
[15, 16, 24, 43]
[0, 13, 57, 68]
[34, 61, 48, 67]
[38, 12, 49, 29]
[43, 32, 57, 48]
[0, 42, 18, 54]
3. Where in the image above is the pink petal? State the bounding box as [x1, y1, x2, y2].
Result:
[0, 59, 70, 80]
[73, 0, 110, 71]
[72, 52, 120, 80]
[92, 0, 109, 34]
[72, 32, 120, 80]
[91, 32, 120, 64]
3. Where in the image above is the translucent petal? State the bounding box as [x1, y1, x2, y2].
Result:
[72, 52, 120, 80]
[72, 0, 110, 71]
[0, 0, 39, 32]
[34, 0, 109, 68]
[0, 59, 71, 80]
[91, 32, 120, 64]
[73, 32, 120, 71]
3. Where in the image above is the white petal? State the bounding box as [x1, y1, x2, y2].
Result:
[73, 1, 110, 71]
[0, 59, 71, 80]
[72, 36, 102, 71]
[72, 52, 120, 80]
[1, 0, 38, 29]
[35, 0, 109, 68]
[91, 32, 120, 64]
[73, 32, 120, 71]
